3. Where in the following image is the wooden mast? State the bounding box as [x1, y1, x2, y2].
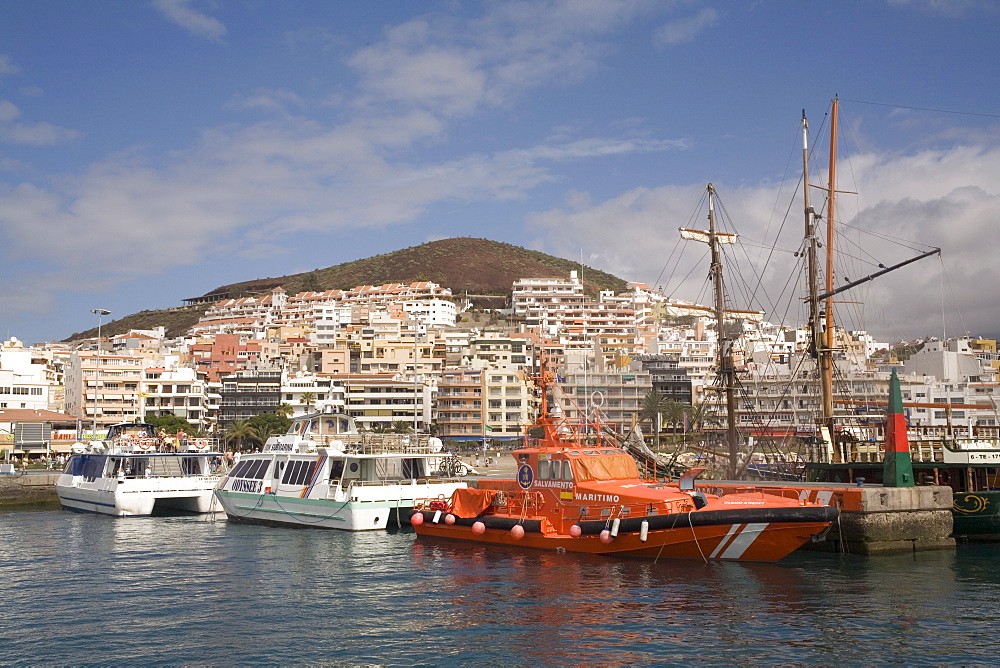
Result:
[707, 184, 740, 479]
[821, 97, 839, 459]
[680, 185, 741, 478]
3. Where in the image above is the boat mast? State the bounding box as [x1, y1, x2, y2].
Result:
[804, 100, 838, 459]
[707, 185, 740, 479]
[680, 186, 740, 478]
[821, 98, 839, 457]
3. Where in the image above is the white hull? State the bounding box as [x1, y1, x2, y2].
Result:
[56, 475, 222, 517]
[215, 481, 466, 531]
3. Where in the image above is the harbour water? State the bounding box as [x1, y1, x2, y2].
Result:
[2, 509, 998, 665]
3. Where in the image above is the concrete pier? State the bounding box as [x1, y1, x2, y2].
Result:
[0, 472, 60, 508]
[696, 480, 955, 555]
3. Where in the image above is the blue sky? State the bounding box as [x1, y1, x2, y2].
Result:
[2, 0, 999, 345]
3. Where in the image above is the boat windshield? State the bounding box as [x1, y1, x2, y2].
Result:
[572, 453, 641, 483]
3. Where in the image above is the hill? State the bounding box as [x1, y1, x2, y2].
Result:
[65, 238, 629, 341]
[199, 237, 626, 301]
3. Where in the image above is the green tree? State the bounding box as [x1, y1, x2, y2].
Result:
[639, 389, 670, 433]
[223, 420, 263, 451]
[688, 402, 720, 433]
[143, 414, 199, 436]
[276, 403, 294, 419]
[662, 400, 687, 434]
[390, 420, 414, 433]
[300, 391, 316, 412]
[247, 413, 291, 441]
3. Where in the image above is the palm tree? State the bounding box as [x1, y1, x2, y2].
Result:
[662, 400, 688, 435]
[688, 402, 721, 433]
[301, 391, 316, 412]
[639, 390, 670, 434]
[390, 420, 414, 434]
[276, 403, 294, 419]
[223, 420, 262, 451]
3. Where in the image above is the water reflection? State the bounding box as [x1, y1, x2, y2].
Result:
[1, 511, 998, 665]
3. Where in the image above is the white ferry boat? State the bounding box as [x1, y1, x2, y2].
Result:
[214, 408, 471, 530]
[56, 423, 224, 516]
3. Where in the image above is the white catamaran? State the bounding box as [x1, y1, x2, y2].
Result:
[213, 407, 471, 530]
[56, 422, 224, 516]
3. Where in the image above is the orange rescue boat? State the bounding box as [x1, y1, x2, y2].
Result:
[411, 365, 837, 562]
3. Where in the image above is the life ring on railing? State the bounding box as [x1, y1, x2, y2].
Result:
[192, 438, 209, 452]
[135, 439, 154, 452]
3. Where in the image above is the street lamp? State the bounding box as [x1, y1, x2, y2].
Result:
[90, 309, 111, 439]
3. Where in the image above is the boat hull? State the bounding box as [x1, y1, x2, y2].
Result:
[411, 506, 837, 561]
[215, 481, 467, 531]
[56, 477, 221, 517]
[953, 490, 1000, 539]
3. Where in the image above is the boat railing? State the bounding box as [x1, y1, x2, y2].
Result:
[315, 433, 442, 455]
[110, 436, 221, 454]
[806, 436, 1000, 464]
[492, 490, 544, 513]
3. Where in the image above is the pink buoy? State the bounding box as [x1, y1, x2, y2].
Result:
[600, 529, 612, 544]
[444, 514, 456, 525]
[410, 512, 424, 526]
[510, 524, 525, 540]
[569, 524, 582, 538]
[472, 521, 486, 535]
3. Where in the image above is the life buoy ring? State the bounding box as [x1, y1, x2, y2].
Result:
[193, 439, 209, 451]
[136, 439, 154, 452]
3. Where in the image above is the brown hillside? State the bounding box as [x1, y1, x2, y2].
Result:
[65, 238, 628, 342]
[204, 238, 627, 300]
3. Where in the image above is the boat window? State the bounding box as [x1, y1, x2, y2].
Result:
[248, 459, 270, 479]
[282, 460, 316, 485]
[561, 460, 574, 481]
[538, 460, 550, 480]
[329, 460, 345, 480]
[230, 460, 252, 478]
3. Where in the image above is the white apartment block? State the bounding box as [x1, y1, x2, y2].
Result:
[484, 370, 534, 440]
[0, 339, 57, 412]
[281, 375, 347, 415]
[65, 350, 147, 435]
[343, 373, 435, 432]
[142, 363, 212, 431]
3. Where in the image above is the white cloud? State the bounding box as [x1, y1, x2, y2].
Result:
[350, 0, 655, 116]
[0, 98, 80, 145]
[0, 54, 19, 78]
[152, 0, 227, 42]
[886, 0, 999, 17]
[528, 144, 1000, 339]
[653, 8, 719, 47]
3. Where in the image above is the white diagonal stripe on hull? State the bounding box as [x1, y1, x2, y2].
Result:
[720, 523, 769, 559]
[709, 524, 741, 559]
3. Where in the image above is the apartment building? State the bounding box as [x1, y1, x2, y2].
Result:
[342, 373, 434, 432]
[142, 364, 212, 431]
[0, 339, 60, 412]
[435, 369, 486, 441]
[218, 370, 282, 429]
[65, 350, 146, 435]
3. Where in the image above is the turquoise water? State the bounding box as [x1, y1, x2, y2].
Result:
[1, 509, 998, 665]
